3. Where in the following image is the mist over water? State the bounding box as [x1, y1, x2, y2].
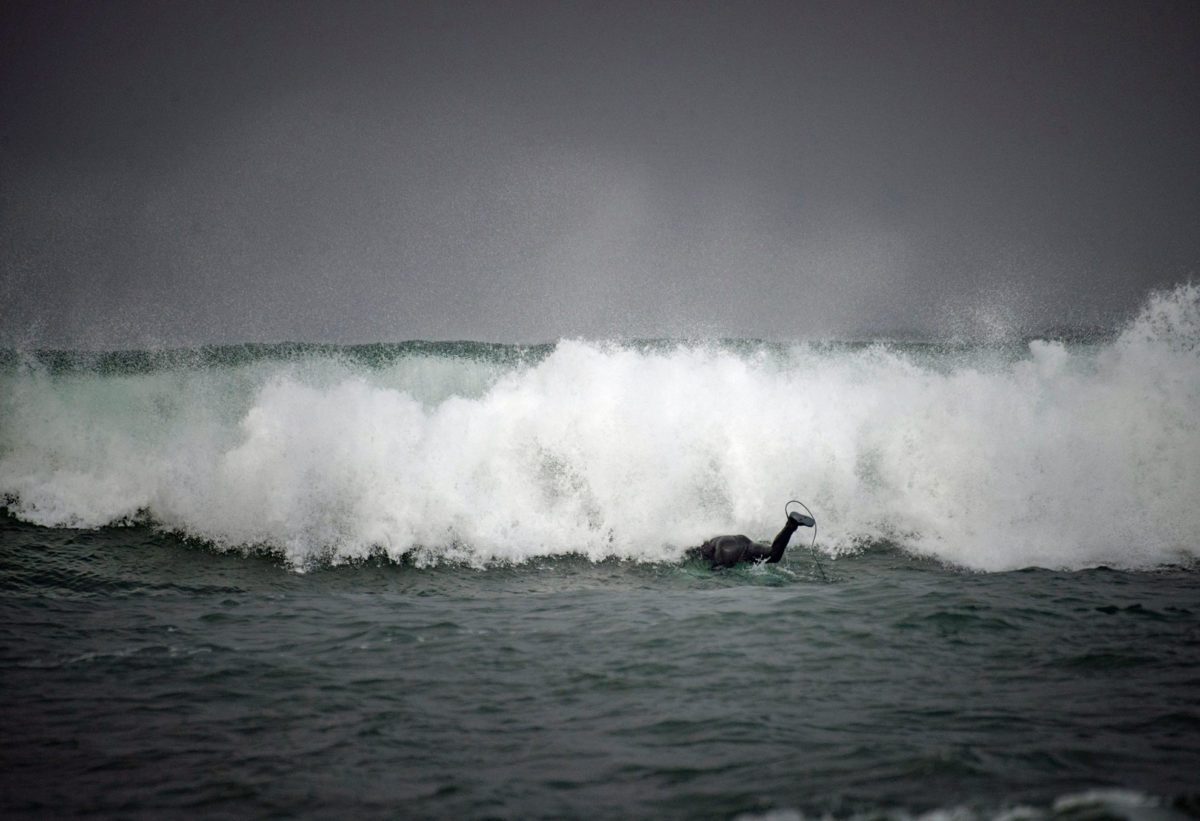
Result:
[3, 2, 1198, 348]
[2, 284, 1196, 572]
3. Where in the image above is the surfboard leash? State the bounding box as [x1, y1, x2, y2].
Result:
[785, 499, 828, 582]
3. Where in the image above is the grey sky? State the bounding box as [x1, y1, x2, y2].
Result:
[2, 0, 1197, 346]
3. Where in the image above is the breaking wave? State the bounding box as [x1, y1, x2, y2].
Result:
[2, 284, 1197, 570]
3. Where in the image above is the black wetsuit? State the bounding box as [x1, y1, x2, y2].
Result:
[688, 515, 805, 569]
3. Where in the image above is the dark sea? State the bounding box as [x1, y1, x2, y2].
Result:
[2, 285, 1198, 819]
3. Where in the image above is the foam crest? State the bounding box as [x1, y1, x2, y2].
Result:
[1, 285, 1197, 570]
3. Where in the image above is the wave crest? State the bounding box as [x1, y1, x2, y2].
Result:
[2, 285, 1198, 570]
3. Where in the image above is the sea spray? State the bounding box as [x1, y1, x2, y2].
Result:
[2, 285, 1197, 570]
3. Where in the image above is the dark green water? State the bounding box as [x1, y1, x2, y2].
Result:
[2, 515, 1197, 820]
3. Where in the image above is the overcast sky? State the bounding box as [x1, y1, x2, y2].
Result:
[2, 0, 1197, 346]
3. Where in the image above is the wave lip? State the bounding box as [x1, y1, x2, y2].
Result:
[1, 284, 1198, 571]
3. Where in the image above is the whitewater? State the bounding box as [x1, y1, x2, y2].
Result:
[2, 284, 1198, 571]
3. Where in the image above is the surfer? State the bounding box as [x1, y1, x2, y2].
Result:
[688, 510, 815, 569]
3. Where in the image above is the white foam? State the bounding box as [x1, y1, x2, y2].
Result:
[2, 285, 1197, 570]
[732, 788, 1185, 821]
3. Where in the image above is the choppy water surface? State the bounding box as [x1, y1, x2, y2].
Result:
[2, 517, 1197, 819]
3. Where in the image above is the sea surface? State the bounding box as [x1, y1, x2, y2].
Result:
[2, 285, 1198, 819]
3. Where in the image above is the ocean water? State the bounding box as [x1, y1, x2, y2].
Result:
[2, 285, 1198, 818]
